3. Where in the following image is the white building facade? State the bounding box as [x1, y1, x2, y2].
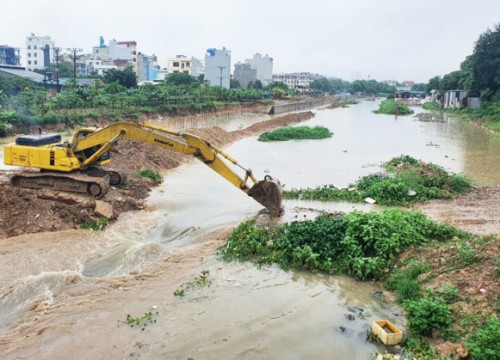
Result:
[245, 53, 273, 86]
[25, 34, 55, 71]
[272, 72, 313, 92]
[204, 47, 230, 89]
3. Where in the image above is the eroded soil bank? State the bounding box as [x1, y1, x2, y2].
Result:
[0, 111, 315, 239]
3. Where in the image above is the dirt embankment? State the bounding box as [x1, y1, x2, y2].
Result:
[0, 111, 315, 239]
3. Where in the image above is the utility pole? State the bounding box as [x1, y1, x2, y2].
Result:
[217, 66, 226, 87]
[53, 47, 61, 91]
[67, 48, 82, 78]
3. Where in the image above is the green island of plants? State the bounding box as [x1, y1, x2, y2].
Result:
[283, 155, 472, 206]
[220, 209, 465, 281]
[258, 125, 332, 142]
[373, 99, 413, 115]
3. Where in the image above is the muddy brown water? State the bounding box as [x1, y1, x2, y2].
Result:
[1, 100, 499, 359]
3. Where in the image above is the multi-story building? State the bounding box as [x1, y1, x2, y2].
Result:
[167, 55, 203, 79]
[234, 62, 256, 88]
[191, 57, 204, 78]
[245, 53, 273, 86]
[167, 55, 192, 74]
[204, 47, 230, 89]
[272, 72, 313, 93]
[0, 46, 21, 67]
[25, 34, 55, 71]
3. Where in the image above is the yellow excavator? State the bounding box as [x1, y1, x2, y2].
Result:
[3, 122, 283, 217]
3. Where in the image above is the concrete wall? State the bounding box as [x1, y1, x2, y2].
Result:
[269, 97, 335, 115]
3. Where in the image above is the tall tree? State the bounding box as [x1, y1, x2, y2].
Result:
[102, 66, 138, 88]
[470, 24, 500, 99]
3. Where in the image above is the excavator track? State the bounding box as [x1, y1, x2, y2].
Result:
[10, 171, 111, 198]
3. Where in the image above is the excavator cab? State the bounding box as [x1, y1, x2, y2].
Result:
[247, 175, 283, 217]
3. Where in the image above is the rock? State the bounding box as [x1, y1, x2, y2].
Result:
[95, 200, 114, 219]
[456, 345, 468, 358]
[440, 257, 446, 265]
[364, 197, 376, 204]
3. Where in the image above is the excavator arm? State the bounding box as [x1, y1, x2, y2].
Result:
[71, 122, 283, 216]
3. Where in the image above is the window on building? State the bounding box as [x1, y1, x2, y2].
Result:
[34, 60, 37, 65]
[186, 62, 191, 67]
[28, 53, 31, 57]
[173, 70, 179, 73]
[28, 60, 31, 65]
[34, 52, 37, 57]
[173, 62, 179, 67]
[132, 51, 136, 55]
[27, 45, 31, 49]
[133, 58, 136, 62]
[183, 71, 189, 74]
[34, 45, 37, 49]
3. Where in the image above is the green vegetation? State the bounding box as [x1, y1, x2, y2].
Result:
[138, 168, 163, 184]
[426, 24, 500, 131]
[81, 217, 108, 231]
[220, 209, 465, 281]
[466, 318, 500, 360]
[174, 275, 212, 297]
[373, 99, 413, 115]
[383, 234, 499, 358]
[125, 311, 159, 331]
[258, 125, 332, 142]
[404, 297, 452, 336]
[283, 155, 472, 206]
[310, 77, 396, 96]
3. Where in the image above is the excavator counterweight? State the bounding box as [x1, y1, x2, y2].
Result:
[3, 122, 283, 217]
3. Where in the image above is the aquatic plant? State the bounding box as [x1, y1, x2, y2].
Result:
[220, 209, 466, 280]
[283, 155, 472, 206]
[373, 99, 413, 115]
[126, 311, 159, 331]
[258, 125, 332, 142]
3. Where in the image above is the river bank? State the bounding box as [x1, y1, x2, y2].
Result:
[0, 111, 316, 239]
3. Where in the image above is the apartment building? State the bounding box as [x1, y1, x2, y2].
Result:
[204, 47, 230, 88]
[234, 62, 256, 88]
[167, 55, 192, 74]
[245, 53, 273, 86]
[272, 72, 313, 92]
[0, 46, 21, 67]
[25, 34, 54, 71]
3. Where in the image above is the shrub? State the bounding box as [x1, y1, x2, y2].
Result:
[138, 168, 163, 184]
[404, 297, 452, 336]
[258, 125, 332, 142]
[466, 318, 500, 360]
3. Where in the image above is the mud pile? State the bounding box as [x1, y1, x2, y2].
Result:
[0, 112, 314, 239]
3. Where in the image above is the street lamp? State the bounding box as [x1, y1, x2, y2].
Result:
[67, 48, 83, 78]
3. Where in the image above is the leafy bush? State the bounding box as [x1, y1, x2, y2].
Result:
[373, 99, 413, 115]
[404, 297, 452, 336]
[221, 209, 466, 280]
[258, 125, 332, 142]
[466, 318, 500, 360]
[138, 168, 163, 184]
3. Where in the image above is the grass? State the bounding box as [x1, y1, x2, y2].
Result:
[283, 155, 472, 206]
[258, 125, 332, 142]
[374, 99, 413, 115]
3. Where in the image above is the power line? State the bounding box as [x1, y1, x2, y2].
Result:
[67, 48, 83, 78]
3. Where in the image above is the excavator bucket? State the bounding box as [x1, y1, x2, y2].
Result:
[247, 175, 283, 217]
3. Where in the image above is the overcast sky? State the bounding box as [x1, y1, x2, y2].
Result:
[2, 0, 499, 83]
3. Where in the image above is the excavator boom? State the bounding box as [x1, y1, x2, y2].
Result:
[4, 122, 283, 217]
